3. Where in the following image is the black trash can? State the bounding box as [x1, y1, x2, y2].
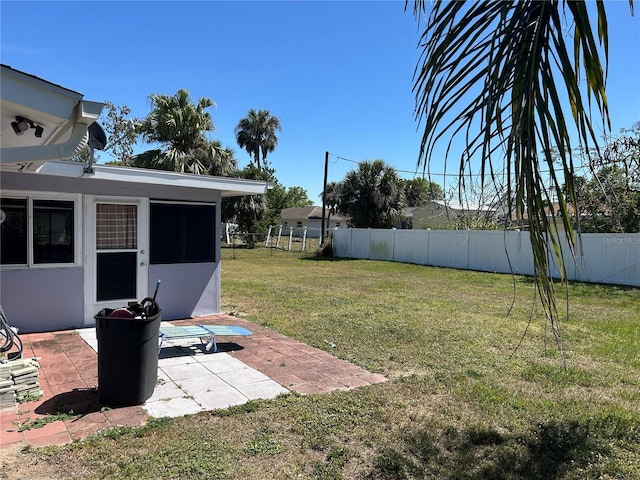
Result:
[95, 301, 161, 406]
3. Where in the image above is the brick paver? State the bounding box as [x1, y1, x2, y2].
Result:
[1, 314, 386, 450]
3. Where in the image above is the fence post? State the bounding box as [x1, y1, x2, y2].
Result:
[392, 228, 397, 262]
[301, 226, 308, 252]
[265, 225, 273, 247]
[466, 229, 471, 270]
[423, 229, 429, 266]
[232, 233, 236, 259]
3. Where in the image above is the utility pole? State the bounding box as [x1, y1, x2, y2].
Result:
[320, 151, 329, 246]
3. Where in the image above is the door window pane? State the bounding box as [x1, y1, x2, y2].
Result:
[96, 252, 137, 301]
[0, 198, 28, 265]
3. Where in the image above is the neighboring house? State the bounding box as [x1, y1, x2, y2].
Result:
[279, 206, 348, 238]
[0, 64, 268, 333]
[396, 207, 419, 229]
[410, 200, 500, 229]
[513, 203, 578, 232]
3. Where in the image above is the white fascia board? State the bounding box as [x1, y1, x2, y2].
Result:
[34, 161, 269, 196]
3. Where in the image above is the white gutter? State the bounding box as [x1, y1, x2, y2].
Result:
[0, 100, 104, 165]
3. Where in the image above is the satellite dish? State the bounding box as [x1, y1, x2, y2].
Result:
[0, 209, 6, 225]
[88, 122, 107, 151]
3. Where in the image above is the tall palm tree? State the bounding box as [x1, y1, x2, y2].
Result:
[407, 0, 630, 357]
[235, 109, 282, 170]
[139, 89, 222, 174]
[339, 160, 405, 228]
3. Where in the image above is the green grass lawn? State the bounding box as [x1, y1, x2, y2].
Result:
[28, 248, 640, 479]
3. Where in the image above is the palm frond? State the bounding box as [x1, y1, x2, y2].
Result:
[408, 0, 622, 357]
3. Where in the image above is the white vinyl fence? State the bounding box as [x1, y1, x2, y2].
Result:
[332, 229, 640, 287]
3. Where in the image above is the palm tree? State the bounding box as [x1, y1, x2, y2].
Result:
[407, 0, 629, 357]
[139, 89, 223, 174]
[195, 140, 238, 177]
[403, 178, 443, 206]
[235, 109, 282, 170]
[339, 160, 405, 228]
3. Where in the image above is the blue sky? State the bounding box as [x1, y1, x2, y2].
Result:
[2, 1, 639, 201]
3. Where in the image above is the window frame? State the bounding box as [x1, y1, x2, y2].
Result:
[0, 192, 82, 269]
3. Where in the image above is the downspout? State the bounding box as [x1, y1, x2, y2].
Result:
[0, 101, 104, 165]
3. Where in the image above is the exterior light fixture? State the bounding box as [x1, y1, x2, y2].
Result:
[11, 117, 30, 135]
[10, 116, 44, 138]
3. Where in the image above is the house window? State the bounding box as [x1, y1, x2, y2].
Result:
[297, 221, 303, 228]
[1, 197, 76, 266]
[150, 202, 215, 264]
[33, 200, 74, 264]
[0, 198, 28, 265]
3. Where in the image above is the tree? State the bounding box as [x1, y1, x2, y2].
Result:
[598, 122, 640, 190]
[235, 109, 282, 170]
[74, 102, 138, 165]
[338, 160, 405, 228]
[221, 164, 273, 246]
[573, 166, 640, 233]
[557, 125, 640, 233]
[130, 140, 237, 176]
[407, 0, 627, 355]
[191, 140, 237, 177]
[402, 178, 443, 207]
[261, 183, 313, 229]
[100, 102, 139, 165]
[269, 184, 313, 212]
[138, 89, 225, 174]
[320, 181, 343, 233]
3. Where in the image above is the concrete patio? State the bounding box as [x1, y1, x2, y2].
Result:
[0, 315, 387, 450]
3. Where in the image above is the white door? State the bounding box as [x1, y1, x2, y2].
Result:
[84, 196, 149, 324]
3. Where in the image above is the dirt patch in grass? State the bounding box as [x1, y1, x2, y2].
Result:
[1, 444, 68, 480]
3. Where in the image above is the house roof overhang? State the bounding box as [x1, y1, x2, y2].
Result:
[1, 64, 268, 198]
[1, 64, 104, 168]
[7, 160, 269, 197]
[280, 206, 348, 222]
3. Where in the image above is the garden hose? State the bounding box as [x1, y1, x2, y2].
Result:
[0, 305, 23, 361]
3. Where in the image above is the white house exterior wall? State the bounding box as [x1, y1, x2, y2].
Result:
[0, 266, 85, 333]
[1, 174, 229, 333]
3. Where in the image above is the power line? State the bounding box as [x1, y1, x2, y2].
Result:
[327, 151, 597, 181]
